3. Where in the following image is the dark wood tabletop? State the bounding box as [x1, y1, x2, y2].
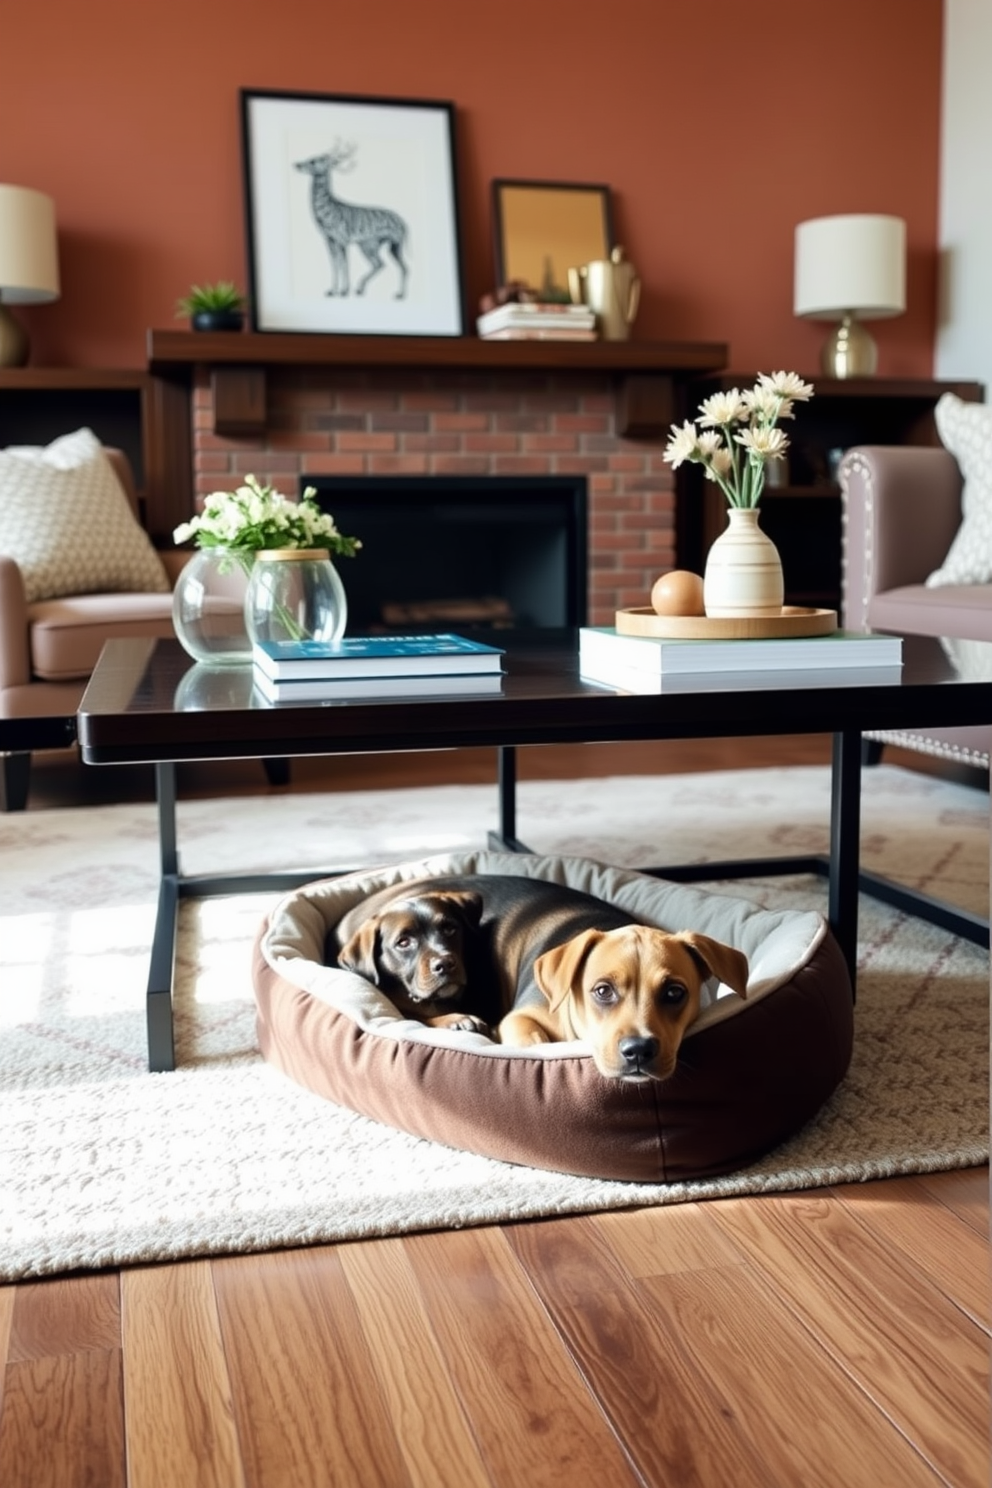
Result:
[77, 632, 992, 766]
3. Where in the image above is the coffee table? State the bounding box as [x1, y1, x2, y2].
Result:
[77, 633, 992, 1071]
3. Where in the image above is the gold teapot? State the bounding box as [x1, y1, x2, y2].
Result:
[567, 246, 641, 341]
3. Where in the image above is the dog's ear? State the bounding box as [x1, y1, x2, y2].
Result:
[336, 919, 383, 983]
[678, 933, 749, 999]
[435, 889, 485, 930]
[534, 929, 607, 1012]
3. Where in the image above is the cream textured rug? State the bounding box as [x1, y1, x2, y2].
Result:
[0, 763, 988, 1281]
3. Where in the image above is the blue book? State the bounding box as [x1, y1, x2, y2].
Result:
[252, 631, 505, 680]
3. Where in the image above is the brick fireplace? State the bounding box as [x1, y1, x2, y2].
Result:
[188, 366, 676, 628]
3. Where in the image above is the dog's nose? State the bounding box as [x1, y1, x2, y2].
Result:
[430, 953, 455, 975]
[618, 1035, 660, 1069]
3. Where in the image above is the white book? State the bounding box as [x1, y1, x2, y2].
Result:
[479, 327, 598, 341]
[579, 626, 903, 676]
[580, 659, 906, 695]
[476, 302, 596, 335]
[253, 669, 504, 704]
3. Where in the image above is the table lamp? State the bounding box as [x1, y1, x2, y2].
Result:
[794, 213, 906, 378]
[0, 184, 60, 367]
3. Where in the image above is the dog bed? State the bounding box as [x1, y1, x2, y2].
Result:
[252, 850, 853, 1183]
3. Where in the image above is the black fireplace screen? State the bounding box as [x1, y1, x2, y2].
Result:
[303, 475, 588, 633]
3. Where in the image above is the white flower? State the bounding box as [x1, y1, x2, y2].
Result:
[695, 430, 724, 458]
[758, 370, 814, 402]
[741, 385, 793, 421]
[666, 370, 813, 509]
[663, 421, 700, 468]
[735, 425, 789, 458]
[172, 472, 360, 556]
[697, 390, 747, 427]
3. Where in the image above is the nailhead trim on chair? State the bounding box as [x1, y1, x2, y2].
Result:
[864, 729, 989, 769]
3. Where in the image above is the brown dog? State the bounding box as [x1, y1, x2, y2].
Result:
[330, 875, 749, 1078]
[499, 921, 748, 1081]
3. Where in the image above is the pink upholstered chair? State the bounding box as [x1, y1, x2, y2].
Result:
[840, 444, 991, 771]
[0, 447, 182, 809]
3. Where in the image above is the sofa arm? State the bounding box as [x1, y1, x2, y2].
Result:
[839, 446, 964, 629]
[0, 555, 31, 690]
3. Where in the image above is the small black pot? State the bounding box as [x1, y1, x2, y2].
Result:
[191, 309, 245, 332]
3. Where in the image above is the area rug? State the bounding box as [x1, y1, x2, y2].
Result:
[0, 763, 987, 1281]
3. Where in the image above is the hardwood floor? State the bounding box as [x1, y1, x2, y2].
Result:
[2, 737, 989, 1486]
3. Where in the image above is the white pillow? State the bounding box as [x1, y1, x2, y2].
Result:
[0, 427, 169, 603]
[926, 393, 992, 588]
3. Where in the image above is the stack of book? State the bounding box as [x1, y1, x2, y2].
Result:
[578, 626, 904, 694]
[476, 301, 597, 341]
[252, 632, 506, 703]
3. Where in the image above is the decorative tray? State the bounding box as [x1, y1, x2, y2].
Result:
[615, 606, 839, 640]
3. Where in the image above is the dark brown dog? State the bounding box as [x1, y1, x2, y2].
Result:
[332, 885, 493, 1032]
[330, 875, 749, 1079]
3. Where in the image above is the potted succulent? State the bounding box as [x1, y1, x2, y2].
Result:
[175, 280, 247, 332]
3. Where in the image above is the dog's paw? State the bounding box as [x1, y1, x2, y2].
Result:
[431, 1012, 492, 1036]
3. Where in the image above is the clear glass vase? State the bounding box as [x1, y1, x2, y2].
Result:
[245, 549, 348, 647]
[173, 663, 255, 711]
[172, 547, 254, 665]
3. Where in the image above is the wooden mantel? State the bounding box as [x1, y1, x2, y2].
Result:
[146, 329, 729, 439]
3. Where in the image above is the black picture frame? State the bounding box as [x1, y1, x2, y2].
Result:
[241, 89, 465, 336]
[491, 179, 614, 299]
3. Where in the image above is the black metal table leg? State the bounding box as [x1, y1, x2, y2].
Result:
[147, 873, 178, 1072]
[147, 763, 179, 1071]
[489, 745, 530, 852]
[829, 729, 862, 991]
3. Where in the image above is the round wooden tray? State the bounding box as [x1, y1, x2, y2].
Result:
[615, 606, 839, 640]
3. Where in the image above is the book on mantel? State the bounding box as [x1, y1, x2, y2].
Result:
[252, 632, 505, 681]
[476, 301, 597, 340]
[578, 626, 903, 680]
[253, 669, 504, 704]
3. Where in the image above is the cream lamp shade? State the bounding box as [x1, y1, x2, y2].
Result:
[0, 184, 60, 367]
[794, 213, 906, 378]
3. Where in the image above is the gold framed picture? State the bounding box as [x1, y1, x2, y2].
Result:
[491, 179, 614, 300]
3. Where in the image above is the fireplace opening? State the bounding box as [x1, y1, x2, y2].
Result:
[304, 475, 587, 633]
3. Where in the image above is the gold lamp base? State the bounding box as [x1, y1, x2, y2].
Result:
[820, 314, 877, 379]
[0, 303, 29, 367]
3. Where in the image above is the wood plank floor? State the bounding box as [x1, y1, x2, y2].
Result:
[2, 737, 989, 1487]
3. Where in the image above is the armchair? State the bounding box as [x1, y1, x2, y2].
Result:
[0, 446, 180, 810]
[839, 444, 991, 770]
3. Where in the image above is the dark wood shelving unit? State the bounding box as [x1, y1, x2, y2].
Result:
[676, 374, 985, 612]
[0, 366, 191, 545]
[146, 330, 729, 439]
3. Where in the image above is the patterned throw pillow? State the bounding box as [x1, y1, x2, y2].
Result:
[926, 393, 992, 588]
[0, 427, 169, 602]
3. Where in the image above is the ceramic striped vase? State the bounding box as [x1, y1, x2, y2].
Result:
[703, 506, 784, 618]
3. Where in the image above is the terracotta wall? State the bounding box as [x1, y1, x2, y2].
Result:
[1, 0, 943, 376]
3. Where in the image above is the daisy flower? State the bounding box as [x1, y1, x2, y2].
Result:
[757, 371, 814, 401]
[663, 421, 701, 469]
[735, 426, 789, 458]
[697, 390, 748, 427]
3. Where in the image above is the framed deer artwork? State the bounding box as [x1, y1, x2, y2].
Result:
[240, 90, 465, 336]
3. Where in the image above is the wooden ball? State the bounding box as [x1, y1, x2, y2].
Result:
[651, 570, 705, 617]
